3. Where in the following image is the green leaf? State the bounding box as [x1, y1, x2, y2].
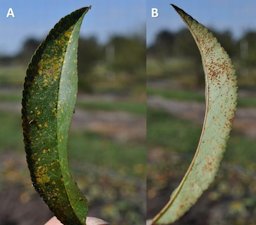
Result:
[152, 5, 237, 224]
[22, 7, 91, 225]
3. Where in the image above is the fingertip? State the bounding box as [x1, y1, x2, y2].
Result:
[44, 217, 62, 225]
[86, 217, 109, 225]
[45, 216, 109, 225]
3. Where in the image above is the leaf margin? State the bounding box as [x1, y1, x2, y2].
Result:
[22, 6, 91, 225]
[152, 4, 237, 224]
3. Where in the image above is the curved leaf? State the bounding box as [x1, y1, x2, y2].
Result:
[22, 7, 91, 225]
[152, 5, 237, 224]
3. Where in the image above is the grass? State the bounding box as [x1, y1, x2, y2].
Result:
[0, 66, 25, 85]
[227, 133, 256, 166]
[148, 88, 204, 102]
[148, 108, 256, 167]
[0, 87, 146, 178]
[0, 109, 145, 178]
[0, 92, 21, 102]
[69, 131, 146, 177]
[148, 87, 256, 108]
[0, 112, 23, 152]
[148, 109, 201, 153]
[238, 98, 256, 108]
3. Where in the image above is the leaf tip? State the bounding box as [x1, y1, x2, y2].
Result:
[170, 4, 186, 15]
[76, 5, 92, 17]
[82, 5, 92, 12]
[171, 4, 199, 26]
[170, 4, 180, 11]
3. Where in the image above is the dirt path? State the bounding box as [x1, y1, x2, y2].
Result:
[149, 96, 256, 138]
[72, 109, 145, 142]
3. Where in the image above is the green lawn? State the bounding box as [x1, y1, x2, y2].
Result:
[0, 92, 21, 102]
[0, 112, 23, 152]
[0, 66, 25, 85]
[148, 108, 256, 167]
[148, 109, 201, 153]
[70, 131, 145, 177]
[148, 88, 204, 102]
[0, 109, 145, 178]
[148, 87, 256, 108]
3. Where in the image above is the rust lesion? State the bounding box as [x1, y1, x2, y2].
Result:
[202, 156, 215, 173]
[34, 166, 50, 185]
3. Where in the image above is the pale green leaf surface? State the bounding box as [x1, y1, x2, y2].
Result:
[152, 5, 237, 224]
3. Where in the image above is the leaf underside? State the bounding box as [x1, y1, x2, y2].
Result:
[22, 7, 91, 225]
[152, 5, 237, 225]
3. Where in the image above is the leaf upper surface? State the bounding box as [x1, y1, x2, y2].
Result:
[22, 7, 91, 225]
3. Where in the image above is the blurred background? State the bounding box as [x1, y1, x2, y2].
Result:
[0, 1, 146, 225]
[147, 1, 256, 224]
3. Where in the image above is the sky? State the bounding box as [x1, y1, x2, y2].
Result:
[147, 0, 256, 45]
[0, 0, 145, 55]
[1, 1, 255, 54]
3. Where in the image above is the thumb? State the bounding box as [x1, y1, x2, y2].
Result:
[86, 217, 109, 225]
[45, 216, 109, 225]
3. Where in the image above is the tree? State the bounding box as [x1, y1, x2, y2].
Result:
[106, 35, 145, 75]
[148, 30, 175, 57]
[78, 37, 104, 92]
[16, 38, 41, 64]
[239, 31, 256, 67]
